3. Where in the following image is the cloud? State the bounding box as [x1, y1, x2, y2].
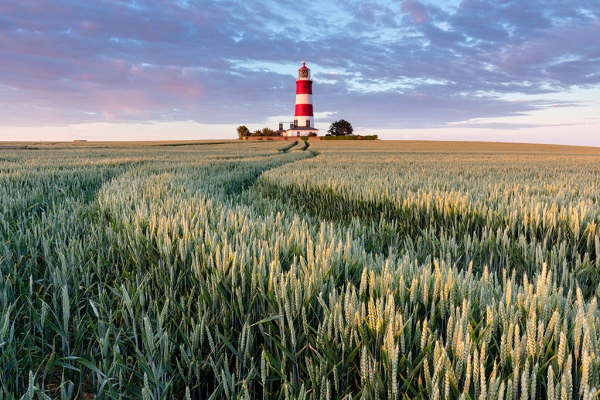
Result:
[401, 0, 429, 23]
[0, 0, 598, 130]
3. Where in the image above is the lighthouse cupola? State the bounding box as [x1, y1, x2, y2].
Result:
[298, 61, 311, 80]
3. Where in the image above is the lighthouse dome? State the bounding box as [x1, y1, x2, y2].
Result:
[298, 61, 311, 80]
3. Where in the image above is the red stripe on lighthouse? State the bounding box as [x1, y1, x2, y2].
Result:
[295, 104, 313, 116]
[296, 81, 313, 95]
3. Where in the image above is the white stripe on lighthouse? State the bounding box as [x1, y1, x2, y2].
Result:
[295, 94, 312, 104]
[295, 116, 314, 127]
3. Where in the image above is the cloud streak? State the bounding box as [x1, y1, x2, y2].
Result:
[0, 0, 598, 130]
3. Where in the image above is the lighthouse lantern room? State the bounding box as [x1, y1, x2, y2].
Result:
[283, 61, 319, 137]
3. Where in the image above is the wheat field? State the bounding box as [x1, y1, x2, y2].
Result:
[1, 140, 599, 399]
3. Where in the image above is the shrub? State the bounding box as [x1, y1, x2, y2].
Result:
[322, 135, 377, 140]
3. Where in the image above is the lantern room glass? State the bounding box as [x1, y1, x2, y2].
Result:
[298, 62, 311, 80]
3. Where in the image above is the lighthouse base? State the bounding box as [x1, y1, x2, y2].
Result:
[283, 126, 319, 137]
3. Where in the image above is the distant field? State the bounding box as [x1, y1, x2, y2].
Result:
[1, 140, 599, 398]
[0, 139, 236, 149]
[3, 139, 600, 153]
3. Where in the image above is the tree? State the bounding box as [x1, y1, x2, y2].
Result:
[328, 119, 353, 136]
[237, 125, 250, 138]
[261, 127, 277, 136]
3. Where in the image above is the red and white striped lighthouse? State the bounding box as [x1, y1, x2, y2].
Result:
[295, 61, 314, 128]
[284, 61, 319, 137]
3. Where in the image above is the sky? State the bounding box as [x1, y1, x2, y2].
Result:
[0, 0, 599, 144]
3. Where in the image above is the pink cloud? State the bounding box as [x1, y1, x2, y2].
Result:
[401, 0, 428, 23]
[409, 92, 428, 100]
[80, 20, 101, 33]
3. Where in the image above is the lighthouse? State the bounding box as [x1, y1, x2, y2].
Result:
[283, 61, 319, 137]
